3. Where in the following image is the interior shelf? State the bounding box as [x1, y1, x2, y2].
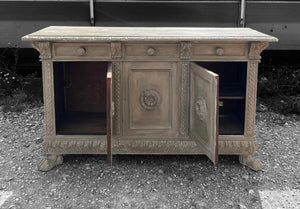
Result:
[56, 112, 106, 135]
[219, 114, 244, 135]
[219, 84, 245, 99]
[218, 99, 245, 135]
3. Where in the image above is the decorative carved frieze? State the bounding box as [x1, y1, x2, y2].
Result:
[43, 139, 107, 154]
[140, 89, 161, 110]
[111, 42, 122, 59]
[180, 42, 191, 60]
[113, 139, 199, 154]
[112, 62, 122, 135]
[249, 42, 269, 60]
[179, 63, 189, 136]
[218, 140, 258, 154]
[32, 41, 52, 60]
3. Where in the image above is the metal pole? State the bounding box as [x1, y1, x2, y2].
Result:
[240, 0, 246, 27]
[90, 0, 95, 26]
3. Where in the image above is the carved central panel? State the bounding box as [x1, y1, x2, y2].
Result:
[123, 62, 179, 136]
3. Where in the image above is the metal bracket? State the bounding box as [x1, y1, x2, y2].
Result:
[240, 0, 246, 27]
[90, 0, 95, 26]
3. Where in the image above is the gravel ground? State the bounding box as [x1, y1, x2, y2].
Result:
[0, 106, 299, 209]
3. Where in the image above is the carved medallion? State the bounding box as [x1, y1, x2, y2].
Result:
[140, 89, 161, 110]
[195, 97, 207, 120]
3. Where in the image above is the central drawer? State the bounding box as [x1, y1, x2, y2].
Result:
[191, 43, 248, 59]
[123, 43, 179, 60]
[52, 43, 111, 60]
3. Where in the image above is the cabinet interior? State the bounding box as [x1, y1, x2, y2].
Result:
[53, 61, 247, 136]
[54, 61, 109, 135]
[197, 62, 247, 135]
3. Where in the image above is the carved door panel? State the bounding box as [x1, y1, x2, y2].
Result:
[123, 62, 179, 136]
[190, 63, 219, 164]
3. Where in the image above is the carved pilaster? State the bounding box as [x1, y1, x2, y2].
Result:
[112, 62, 122, 136]
[245, 61, 259, 137]
[249, 42, 269, 60]
[32, 41, 52, 60]
[42, 61, 56, 136]
[179, 63, 189, 136]
[111, 42, 122, 59]
[180, 42, 191, 60]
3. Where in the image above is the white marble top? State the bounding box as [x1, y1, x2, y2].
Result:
[22, 26, 278, 42]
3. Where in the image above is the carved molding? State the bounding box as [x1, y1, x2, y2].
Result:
[113, 140, 200, 154]
[111, 42, 122, 59]
[43, 138, 258, 155]
[195, 97, 207, 120]
[32, 41, 52, 60]
[43, 139, 106, 154]
[112, 62, 122, 135]
[249, 42, 269, 60]
[245, 61, 258, 137]
[218, 140, 258, 154]
[140, 89, 161, 110]
[42, 61, 55, 136]
[180, 42, 191, 60]
[113, 139, 257, 154]
[180, 63, 189, 136]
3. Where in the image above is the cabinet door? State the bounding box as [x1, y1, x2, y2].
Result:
[123, 62, 179, 136]
[190, 63, 219, 164]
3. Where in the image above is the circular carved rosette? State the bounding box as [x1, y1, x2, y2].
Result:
[140, 89, 161, 110]
[195, 97, 207, 120]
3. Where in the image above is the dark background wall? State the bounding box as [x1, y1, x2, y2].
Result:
[1, 1, 300, 49]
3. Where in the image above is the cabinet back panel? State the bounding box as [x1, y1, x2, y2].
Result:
[196, 62, 247, 97]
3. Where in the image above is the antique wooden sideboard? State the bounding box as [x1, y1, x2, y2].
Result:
[22, 27, 277, 171]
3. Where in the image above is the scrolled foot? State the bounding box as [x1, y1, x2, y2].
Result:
[38, 154, 63, 172]
[239, 155, 263, 171]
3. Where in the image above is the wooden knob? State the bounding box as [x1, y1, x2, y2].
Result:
[147, 47, 155, 56]
[216, 47, 224, 56]
[77, 47, 86, 56]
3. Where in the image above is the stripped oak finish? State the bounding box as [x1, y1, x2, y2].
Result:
[23, 27, 277, 171]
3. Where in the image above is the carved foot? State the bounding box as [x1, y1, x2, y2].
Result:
[239, 155, 263, 171]
[38, 154, 63, 172]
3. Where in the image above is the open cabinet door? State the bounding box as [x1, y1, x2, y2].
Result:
[190, 63, 219, 164]
[106, 64, 112, 165]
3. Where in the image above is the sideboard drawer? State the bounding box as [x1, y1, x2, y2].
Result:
[123, 43, 179, 60]
[53, 43, 111, 60]
[191, 43, 248, 58]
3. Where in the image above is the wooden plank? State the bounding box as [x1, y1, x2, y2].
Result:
[22, 26, 278, 42]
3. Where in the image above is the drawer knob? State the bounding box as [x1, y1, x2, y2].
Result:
[147, 47, 156, 56]
[77, 47, 86, 56]
[216, 47, 224, 56]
